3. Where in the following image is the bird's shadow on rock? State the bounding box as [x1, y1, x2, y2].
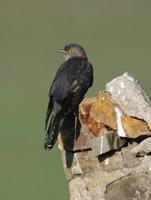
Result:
[60, 112, 81, 168]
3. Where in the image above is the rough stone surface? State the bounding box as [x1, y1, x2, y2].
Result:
[131, 137, 151, 156]
[59, 73, 151, 200]
[61, 150, 100, 180]
[79, 89, 150, 139]
[106, 72, 151, 129]
[69, 146, 151, 200]
[105, 173, 151, 200]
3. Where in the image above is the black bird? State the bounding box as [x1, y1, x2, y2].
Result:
[44, 43, 93, 150]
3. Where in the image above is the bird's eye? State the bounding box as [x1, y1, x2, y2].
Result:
[69, 49, 74, 53]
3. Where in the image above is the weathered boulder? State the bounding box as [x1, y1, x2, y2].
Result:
[58, 73, 151, 200]
[106, 72, 151, 129]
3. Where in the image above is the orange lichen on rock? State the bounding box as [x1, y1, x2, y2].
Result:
[91, 91, 117, 130]
[79, 97, 107, 137]
[122, 116, 150, 138]
[79, 90, 151, 138]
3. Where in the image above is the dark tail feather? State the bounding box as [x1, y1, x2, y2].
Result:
[45, 96, 53, 131]
[44, 115, 62, 150]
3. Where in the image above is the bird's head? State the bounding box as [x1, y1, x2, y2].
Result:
[58, 43, 87, 60]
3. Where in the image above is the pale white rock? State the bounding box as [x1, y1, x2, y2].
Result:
[131, 137, 151, 155]
[114, 107, 126, 137]
[106, 72, 151, 129]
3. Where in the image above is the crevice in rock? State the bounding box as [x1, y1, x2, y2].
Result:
[105, 173, 132, 194]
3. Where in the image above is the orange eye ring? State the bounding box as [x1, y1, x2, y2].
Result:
[68, 48, 74, 53]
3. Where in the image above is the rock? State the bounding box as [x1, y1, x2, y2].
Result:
[61, 150, 100, 180]
[90, 91, 117, 130]
[90, 131, 127, 157]
[79, 90, 151, 139]
[131, 137, 151, 156]
[105, 173, 151, 200]
[69, 149, 151, 200]
[106, 72, 151, 129]
[79, 97, 106, 137]
[58, 73, 151, 200]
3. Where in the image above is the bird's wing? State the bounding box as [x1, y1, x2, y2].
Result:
[67, 78, 90, 112]
[48, 58, 93, 116]
[45, 62, 70, 129]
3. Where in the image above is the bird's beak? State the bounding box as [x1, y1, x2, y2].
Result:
[57, 49, 67, 54]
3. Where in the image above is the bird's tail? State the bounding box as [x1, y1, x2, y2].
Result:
[44, 115, 62, 150]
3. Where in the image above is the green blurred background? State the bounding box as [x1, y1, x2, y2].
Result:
[0, 0, 151, 199]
